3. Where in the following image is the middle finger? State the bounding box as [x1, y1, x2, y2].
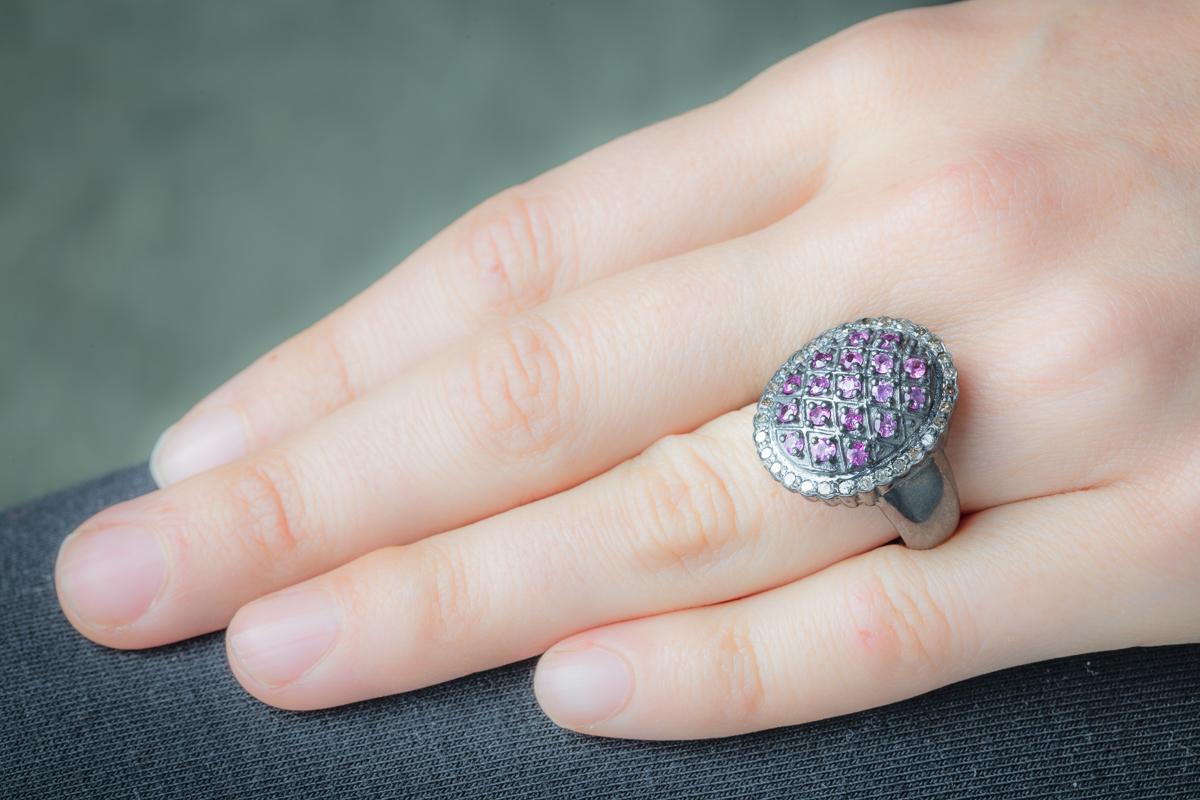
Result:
[56, 214, 842, 650]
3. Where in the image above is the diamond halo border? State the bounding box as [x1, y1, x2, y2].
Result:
[752, 316, 959, 504]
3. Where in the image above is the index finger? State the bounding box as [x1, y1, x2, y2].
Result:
[151, 65, 835, 486]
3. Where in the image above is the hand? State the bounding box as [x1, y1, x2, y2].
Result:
[55, 0, 1200, 739]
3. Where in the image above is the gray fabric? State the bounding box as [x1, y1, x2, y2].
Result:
[2, 465, 1199, 798]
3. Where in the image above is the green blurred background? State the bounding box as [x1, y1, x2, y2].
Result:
[0, 0, 934, 508]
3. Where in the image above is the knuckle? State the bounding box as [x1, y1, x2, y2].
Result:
[222, 457, 310, 572]
[843, 549, 960, 678]
[408, 540, 484, 647]
[1003, 278, 1117, 394]
[455, 314, 574, 463]
[813, 8, 938, 94]
[451, 184, 576, 320]
[894, 142, 1066, 256]
[296, 320, 361, 411]
[625, 435, 743, 580]
[1003, 271, 1178, 399]
[703, 613, 769, 724]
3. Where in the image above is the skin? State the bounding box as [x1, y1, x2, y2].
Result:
[54, 0, 1200, 740]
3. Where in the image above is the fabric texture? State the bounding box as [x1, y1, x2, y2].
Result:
[2, 465, 1198, 799]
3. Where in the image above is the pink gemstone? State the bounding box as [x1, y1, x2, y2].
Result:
[807, 375, 830, 396]
[837, 374, 861, 399]
[840, 349, 864, 369]
[872, 381, 894, 404]
[879, 332, 900, 350]
[847, 440, 868, 467]
[811, 351, 833, 368]
[807, 403, 832, 426]
[777, 402, 799, 423]
[781, 373, 803, 395]
[783, 432, 803, 456]
[907, 386, 926, 410]
[876, 411, 898, 438]
[871, 353, 894, 373]
[904, 358, 927, 379]
[847, 329, 870, 346]
[811, 437, 837, 463]
[841, 407, 864, 432]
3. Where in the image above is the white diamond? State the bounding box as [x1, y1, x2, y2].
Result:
[818, 481, 833, 494]
[800, 480, 815, 493]
[754, 430, 767, 443]
[770, 462, 783, 475]
[839, 480, 855, 494]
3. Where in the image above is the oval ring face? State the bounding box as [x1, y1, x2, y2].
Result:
[753, 317, 958, 500]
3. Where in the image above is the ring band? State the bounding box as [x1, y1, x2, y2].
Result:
[753, 317, 960, 549]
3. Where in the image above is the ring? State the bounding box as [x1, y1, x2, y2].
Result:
[753, 317, 960, 549]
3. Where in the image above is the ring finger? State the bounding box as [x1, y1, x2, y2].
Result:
[221, 341, 1133, 712]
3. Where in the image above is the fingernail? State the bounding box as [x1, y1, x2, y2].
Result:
[57, 526, 168, 628]
[150, 407, 248, 487]
[534, 644, 632, 728]
[228, 589, 341, 688]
